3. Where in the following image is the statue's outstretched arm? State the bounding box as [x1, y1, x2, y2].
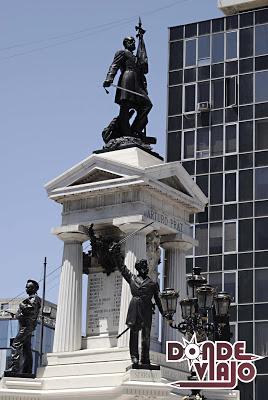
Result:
[110, 243, 132, 284]
[104, 50, 125, 86]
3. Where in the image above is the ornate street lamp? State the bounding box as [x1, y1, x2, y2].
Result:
[160, 268, 231, 338]
[160, 267, 232, 400]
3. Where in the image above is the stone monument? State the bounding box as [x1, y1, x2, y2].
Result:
[0, 20, 240, 400]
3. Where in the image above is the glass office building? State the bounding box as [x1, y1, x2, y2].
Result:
[167, 5, 268, 399]
[0, 299, 56, 376]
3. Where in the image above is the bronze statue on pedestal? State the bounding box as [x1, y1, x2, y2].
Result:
[111, 246, 168, 368]
[5, 280, 41, 376]
[102, 19, 156, 151]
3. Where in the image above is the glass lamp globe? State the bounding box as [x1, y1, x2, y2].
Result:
[160, 288, 179, 318]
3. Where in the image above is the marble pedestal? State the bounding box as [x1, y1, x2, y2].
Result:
[0, 147, 212, 399]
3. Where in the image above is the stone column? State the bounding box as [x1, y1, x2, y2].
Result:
[113, 219, 153, 348]
[146, 231, 161, 352]
[52, 225, 88, 353]
[161, 235, 195, 347]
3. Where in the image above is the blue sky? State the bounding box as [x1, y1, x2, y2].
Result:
[0, 0, 221, 304]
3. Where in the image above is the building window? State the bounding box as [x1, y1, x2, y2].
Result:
[239, 121, 253, 153]
[255, 217, 268, 250]
[169, 70, 183, 86]
[198, 35, 210, 65]
[212, 79, 224, 109]
[184, 84, 196, 112]
[238, 270, 253, 303]
[209, 272, 222, 291]
[211, 125, 223, 156]
[238, 219, 253, 252]
[185, 39, 196, 67]
[230, 323, 237, 344]
[197, 177, 209, 199]
[198, 81, 210, 104]
[224, 221, 237, 253]
[256, 269, 268, 302]
[238, 322, 253, 352]
[239, 169, 253, 201]
[225, 124, 237, 154]
[255, 322, 268, 357]
[195, 224, 208, 256]
[256, 119, 268, 150]
[224, 172, 237, 203]
[239, 28, 253, 58]
[167, 131, 181, 162]
[212, 33, 224, 63]
[168, 86, 182, 116]
[256, 167, 268, 199]
[256, 375, 268, 400]
[183, 130, 195, 159]
[210, 173, 223, 204]
[256, 71, 268, 103]
[226, 31, 238, 60]
[239, 74, 253, 105]
[224, 272, 236, 302]
[169, 41, 183, 70]
[209, 222, 222, 254]
[255, 200, 268, 217]
[255, 24, 268, 56]
[196, 128, 209, 158]
[225, 76, 237, 107]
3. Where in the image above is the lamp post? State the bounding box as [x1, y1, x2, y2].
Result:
[160, 267, 232, 400]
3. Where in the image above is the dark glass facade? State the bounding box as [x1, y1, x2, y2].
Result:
[167, 8, 268, 399]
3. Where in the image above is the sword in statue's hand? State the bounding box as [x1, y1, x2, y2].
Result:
[103, 83, 147, 99]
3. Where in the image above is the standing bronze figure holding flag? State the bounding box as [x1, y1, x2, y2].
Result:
[102, 19, 155, 147]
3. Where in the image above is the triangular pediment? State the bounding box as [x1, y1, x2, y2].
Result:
[145, 162, 208, 206]
[45, 154, 142, 193]
[45, 148, 207, 212]
[159, 175, 192, 197]
[69, 168, 122, 186]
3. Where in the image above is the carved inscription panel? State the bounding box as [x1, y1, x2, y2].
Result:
[87, 270, 122, 336]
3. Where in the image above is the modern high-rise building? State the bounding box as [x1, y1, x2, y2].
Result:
[166, 1, 268, 398]
[0, 298, 56, 375]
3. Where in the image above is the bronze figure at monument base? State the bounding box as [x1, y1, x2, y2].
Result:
[4, 280, 41, 377]
[111, 246, 169, 369]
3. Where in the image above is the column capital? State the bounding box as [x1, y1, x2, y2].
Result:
[52, 224, 89, 243]
[113, 216, 154, 235]
[161, 233, 197, 251]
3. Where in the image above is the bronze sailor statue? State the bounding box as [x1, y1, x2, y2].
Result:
[5, 279, 41, 376]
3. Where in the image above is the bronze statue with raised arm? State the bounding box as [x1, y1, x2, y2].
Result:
[111, 246, 167, 368]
